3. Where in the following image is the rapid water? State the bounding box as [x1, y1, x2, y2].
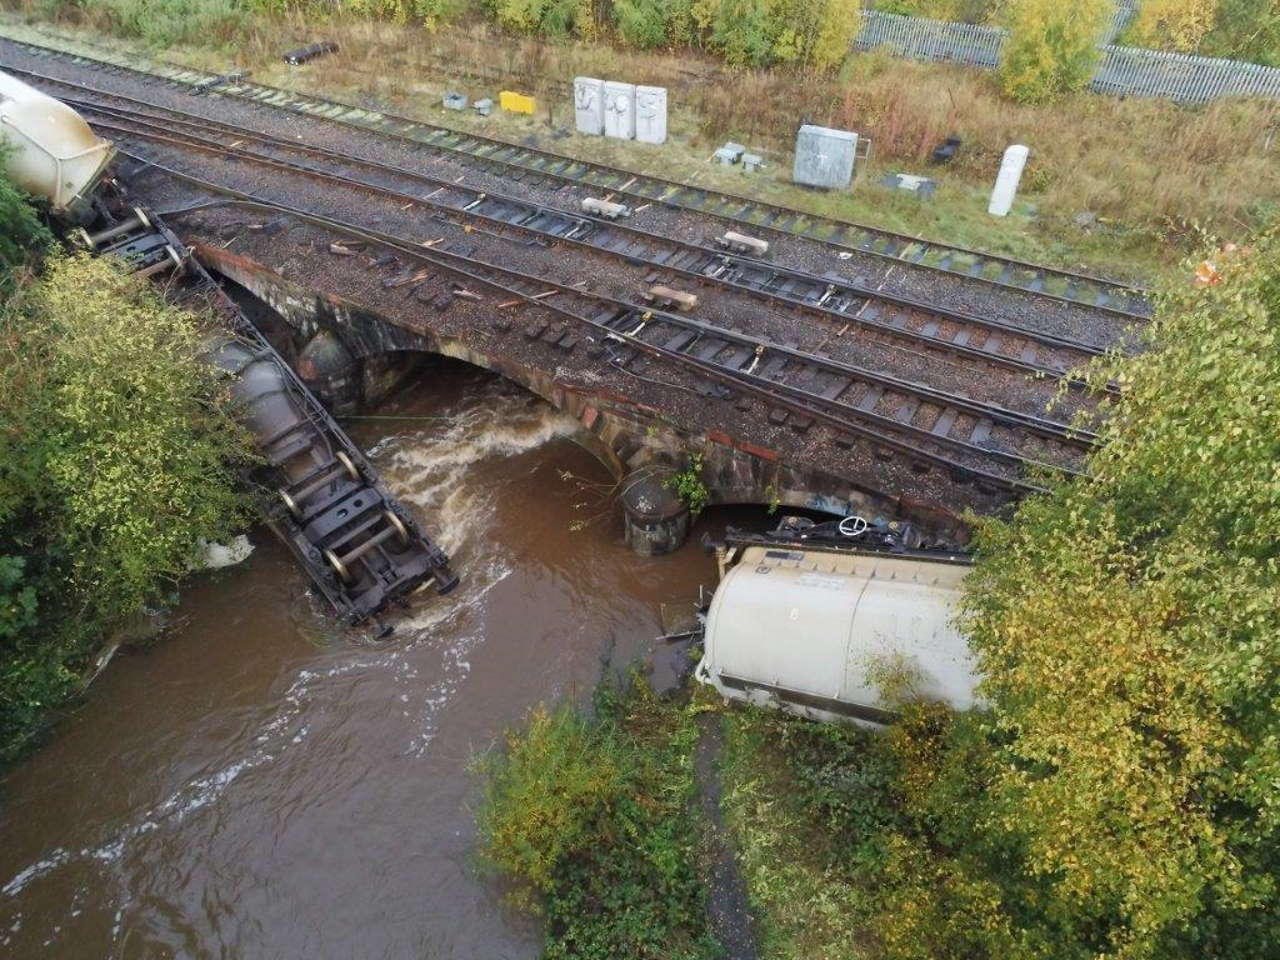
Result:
[0, 360, 726, 959]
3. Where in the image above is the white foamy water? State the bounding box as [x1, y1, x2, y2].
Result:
[374, 384, 586, 555]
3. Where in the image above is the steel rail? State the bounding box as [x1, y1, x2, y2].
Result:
[95, 116, 1097, 455]
[123, 150, 1077, 494]
[75, 102, 1108, 404]
[14, 67, 1119, 379]
[0, 37, 1152, 320]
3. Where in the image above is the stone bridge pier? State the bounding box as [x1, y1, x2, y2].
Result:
[197, 245, 955, 555]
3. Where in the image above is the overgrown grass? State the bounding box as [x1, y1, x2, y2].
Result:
[7, 5, 1278, 279]
[719, 702, 1058, 960]
[472, 672, 718, 960]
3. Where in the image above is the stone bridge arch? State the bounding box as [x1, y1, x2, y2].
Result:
[202, 245, 936, 552]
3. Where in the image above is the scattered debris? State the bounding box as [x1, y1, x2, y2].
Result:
[384, 268, 430, 289]
[499, 90, 536, 115]
[713, 142, 746, 165]
[932, 134, 961, 164]
[192, 72, 245, 95]
[282, 41, 338, 66]
[879, 172, 937, 199]
[581, 197, 631, 220]
[718, 231, 769, 257]
[645, 285, 698, 312]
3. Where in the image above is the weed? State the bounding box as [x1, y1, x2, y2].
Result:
[665, 453, 709, 517]
[473, 672, 718, 960]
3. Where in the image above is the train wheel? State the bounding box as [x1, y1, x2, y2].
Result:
[384, 510, 410, 546]
[279, 489, 301, 519]
[336, 450, 360, 483]
[324, 548, 352, 583]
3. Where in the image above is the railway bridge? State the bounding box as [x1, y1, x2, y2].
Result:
[196, 241, 950, 554]
[0, 33, 1149, 552]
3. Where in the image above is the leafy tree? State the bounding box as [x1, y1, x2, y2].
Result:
[962, 227, 1280, 957]
[489, 0, 598, 38]
[811, 0, 863, 70]
[1130, 0, 1222, 52]
[694, 0, 861, 69]
[613, 0, 674, 47]
[999, 0, 1111, 103]
[1199, 0, 1280, 66]
[335, 0, 467, 28]
[0, 254, 253, 761]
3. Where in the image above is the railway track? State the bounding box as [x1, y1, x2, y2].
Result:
[43, 82, 1114, 399]
[71, 101, 1102, 453]
[122, 150, 1093, 497]
[0, 34, 1151, 322]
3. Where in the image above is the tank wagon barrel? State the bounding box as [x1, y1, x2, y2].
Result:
[0, 70, 114, 222]
[0, 70, 458, 625]
[696, 523, 978, 726]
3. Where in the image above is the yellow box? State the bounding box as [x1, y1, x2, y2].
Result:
[499, 90, 536, 115]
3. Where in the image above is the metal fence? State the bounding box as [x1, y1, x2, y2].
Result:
[1102, 0, 1137, 44]
[853, 8, 1280, 104]
[853, 11, 1004, 69]
[1093, 45, 1280, 102]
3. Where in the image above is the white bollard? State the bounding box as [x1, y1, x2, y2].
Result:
[988, 144, 1029, 217]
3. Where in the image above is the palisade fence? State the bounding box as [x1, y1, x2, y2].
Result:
[852, 9, 1280, 104]
[854, 11, 1004, 69]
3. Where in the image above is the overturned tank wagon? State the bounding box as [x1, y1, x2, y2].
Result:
[695, 526, 978, 726]
[0, 70, 458, 624]
[0, 70, 115, 222]
[205, 331, 459, 619]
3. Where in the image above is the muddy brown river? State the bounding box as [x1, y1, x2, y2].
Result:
[0, 360, 745, 959]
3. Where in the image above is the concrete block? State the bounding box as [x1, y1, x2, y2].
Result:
[442, 91, 467, 111]
[635, 85, 667, 144]
[473, 98, 493, 117]
[499, 90, 536, 115]
[714, 147, 738, 165]
[793, 124, 858, 190]
[742, 153, 763, 172]
[603, 81, 636, 140]
[574, 76, 605, 135]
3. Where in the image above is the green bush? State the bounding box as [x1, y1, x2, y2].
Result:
[0, 158, 53, 293]
[611, 0, 675, 48]
[694, 0, 862, 69]
[90, 0, 249, 46]
[1199, 0, 1280, 66]
[665, 453, 709, 517]
[722, 703, 1043, 960]
[999, 0, 1111, 103]
[485, 0, 597, 38]
[474, 674, 717, 959]
[0, 252, 253, 762]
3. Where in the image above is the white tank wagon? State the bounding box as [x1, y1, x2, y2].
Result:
[695, 543, 978, 726]
[0, 70, 115, 222]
